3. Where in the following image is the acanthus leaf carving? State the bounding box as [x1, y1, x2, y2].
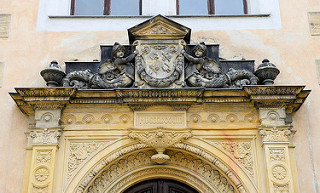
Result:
[68, 141, 106, 179]
[218, 142, 254, 176]
[29, 129, 61, 145]
[258, 126, 293, 143]
[129, 127, 192, 164]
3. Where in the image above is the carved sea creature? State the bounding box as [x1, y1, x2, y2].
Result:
[183, 42, 258, 88]
[62, 42, 136, 89]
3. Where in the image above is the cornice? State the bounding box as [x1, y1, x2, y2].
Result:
[10, 86, 310, 115]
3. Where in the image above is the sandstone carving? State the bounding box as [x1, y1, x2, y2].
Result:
[183, 42, 258, 88]
[62, 42, 136, 89]
[36, 151, 52, 164]
[218, 142, 254, 176]
[29, 129, 61, 145]
[68, 142, 105, 179]
[41, 15, 279, 89]
[34, 167, 49, 182]
[86, 150, 236, 193]
[270, 149, 285, 161]
[129, 128, 192, 164]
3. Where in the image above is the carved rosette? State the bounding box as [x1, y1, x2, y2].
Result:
[29, 148, 56, 193]
[129, 127, 192, 164]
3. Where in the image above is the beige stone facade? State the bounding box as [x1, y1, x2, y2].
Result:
[1, 0, 320, 193]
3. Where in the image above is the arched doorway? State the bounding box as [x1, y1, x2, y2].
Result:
[123, 179, 198, 193]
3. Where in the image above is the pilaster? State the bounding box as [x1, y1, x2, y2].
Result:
[244, 86, 308, 193]
[11, 88, 75, 193]
[258, 108, 295, 193]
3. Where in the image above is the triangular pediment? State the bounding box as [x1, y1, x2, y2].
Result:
[128, 15, 191, 44]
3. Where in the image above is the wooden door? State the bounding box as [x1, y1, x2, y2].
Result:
[123, 179, 198, 193]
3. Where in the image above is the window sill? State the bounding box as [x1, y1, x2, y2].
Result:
[48, 14, 270, 19]
[38, 13, 280, 31]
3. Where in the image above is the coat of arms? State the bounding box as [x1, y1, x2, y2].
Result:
[135, 40, 185, 88]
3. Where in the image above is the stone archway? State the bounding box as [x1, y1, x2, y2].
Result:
[72, 141, 256, 193]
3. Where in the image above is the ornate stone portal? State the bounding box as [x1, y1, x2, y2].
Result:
[11, 15, 310, 193]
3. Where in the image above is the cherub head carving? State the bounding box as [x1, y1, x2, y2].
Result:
[112, 42, 126, 59]
[193, 42, 207, 58]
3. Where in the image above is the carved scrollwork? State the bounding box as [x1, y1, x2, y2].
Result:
[62, 69, 94, 89]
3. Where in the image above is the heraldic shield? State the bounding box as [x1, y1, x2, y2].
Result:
[135, 40, 185, 88]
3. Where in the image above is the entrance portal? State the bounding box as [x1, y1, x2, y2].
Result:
[123, 179, 199, 193]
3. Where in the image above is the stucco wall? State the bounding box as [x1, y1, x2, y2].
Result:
[0, 0, 319, 192]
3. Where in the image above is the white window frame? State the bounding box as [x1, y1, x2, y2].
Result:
[37, 0, 281, 31]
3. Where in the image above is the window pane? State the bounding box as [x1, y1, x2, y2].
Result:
[74, 0, 104, 15]
[179, 0, 208, 15]
[111, 0, 139, 15]
[215, 0, 244, 15]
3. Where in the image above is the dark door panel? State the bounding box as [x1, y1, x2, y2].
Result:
[123, 179, 198, 193]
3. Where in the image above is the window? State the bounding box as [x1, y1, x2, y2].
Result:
[71, 0, 142, 15]
[176, 0, 247, 15]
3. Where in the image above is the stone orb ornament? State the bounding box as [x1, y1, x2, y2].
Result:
[40, 60, 66, 87]
[255, 59, 280, 85]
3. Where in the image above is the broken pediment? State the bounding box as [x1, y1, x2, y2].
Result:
[128, 15, 191, 44]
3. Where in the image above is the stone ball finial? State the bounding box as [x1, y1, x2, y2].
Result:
[40, 60, 66, 87]
[255, 59, 280, 85]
